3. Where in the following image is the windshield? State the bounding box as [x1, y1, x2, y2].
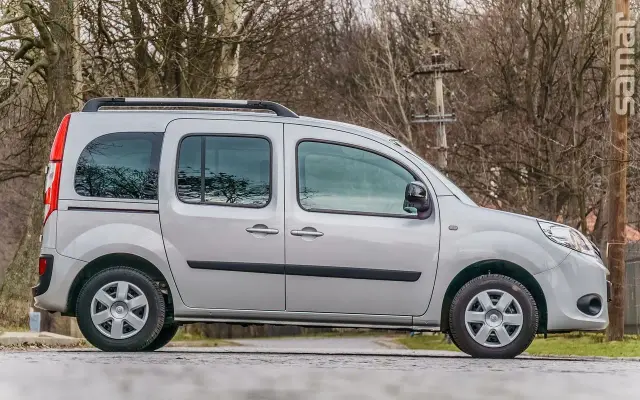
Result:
[390, 140, 477, 206]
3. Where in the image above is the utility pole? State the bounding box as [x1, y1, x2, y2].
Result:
[412, 23, 464, 171]
[607, 0, 633, 341]
[72, 0, 83, 110]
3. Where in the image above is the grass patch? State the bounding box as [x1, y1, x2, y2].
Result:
[397, 334, 459, 352]
[170, 328, 235, 347]
[398, 333, 640, 358]
[0, 325, 29, 335]
[526, 333, 640, 357]
[172, 329, 209, 342]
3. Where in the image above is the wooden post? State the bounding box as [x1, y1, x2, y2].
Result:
[607, 0, 632, 341]
[434, 69, 448, 170]
[72, 0, 83, 109]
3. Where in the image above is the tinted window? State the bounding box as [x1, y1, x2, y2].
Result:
[75, 132, 163, 199]
[177, 135, 271, 207]
[297, 141, 416, 215]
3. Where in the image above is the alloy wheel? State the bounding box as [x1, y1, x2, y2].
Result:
[464, 289, 524, 348]
[90, 281, 149, 339]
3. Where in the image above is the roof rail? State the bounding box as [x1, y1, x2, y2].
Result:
[81, 97, 299, 118]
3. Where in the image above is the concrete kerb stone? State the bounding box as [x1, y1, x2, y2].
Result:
[0, 332, 83, 347]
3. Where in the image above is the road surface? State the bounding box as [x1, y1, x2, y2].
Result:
[231, 336, 395, 349]
[1, 337, 639, 400]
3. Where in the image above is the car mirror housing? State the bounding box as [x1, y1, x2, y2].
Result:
[404, 181, 431, 218]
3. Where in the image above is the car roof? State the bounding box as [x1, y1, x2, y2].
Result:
[72, 109, 397, 145]
[66, 108, 454, 197]
[76, 97, 398, 144]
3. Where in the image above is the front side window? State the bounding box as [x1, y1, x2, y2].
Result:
[297, 141, 416, 216]
[177, 135, 271, 207]
[75, 132, 163, 200]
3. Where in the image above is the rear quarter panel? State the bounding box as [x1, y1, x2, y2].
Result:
[55, 201, 183, 306]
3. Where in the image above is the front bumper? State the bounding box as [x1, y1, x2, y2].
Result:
[535, 250, 609, 332]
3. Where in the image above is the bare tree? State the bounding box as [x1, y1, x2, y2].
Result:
[0, 0, 639, 337]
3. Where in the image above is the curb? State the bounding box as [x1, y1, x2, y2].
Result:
[0, 332, 83, 347]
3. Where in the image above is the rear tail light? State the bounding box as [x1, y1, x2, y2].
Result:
[44, 114, 71, 224]
[43, 161, 61, 223]
[38, 256, 48, 276]
[50, 114, 71, 162]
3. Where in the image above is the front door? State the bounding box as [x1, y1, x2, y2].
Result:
[284, 124, 441, 316]
[159, 119, 285, 310]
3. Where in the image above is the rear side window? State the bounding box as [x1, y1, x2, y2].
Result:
[176, 135, 271, 207]
[74, 132, 163, 200]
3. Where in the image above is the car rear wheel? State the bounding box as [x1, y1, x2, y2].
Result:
[76, 267, 166, 351]
[142, 324, 180, 351]
[449, 274, 538, 359]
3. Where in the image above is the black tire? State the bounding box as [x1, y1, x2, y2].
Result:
[449, 274, 538, 359]
[142, 324, 180, 351]
[76, 266, 166, 352]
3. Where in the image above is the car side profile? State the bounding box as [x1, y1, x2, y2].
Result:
[33, 97, 610, 358]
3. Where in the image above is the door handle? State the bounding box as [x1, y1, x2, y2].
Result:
[246, 227, 279, 235]
[291, 229, 324, 237]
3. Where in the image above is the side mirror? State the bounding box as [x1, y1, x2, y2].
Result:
[404, 181, 431, 217]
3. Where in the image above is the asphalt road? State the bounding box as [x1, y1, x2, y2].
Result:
[1, 338, 639, 400]
[231, 336, 395, 349]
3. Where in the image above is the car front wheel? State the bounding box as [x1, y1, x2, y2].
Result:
[76, 267, 166, 351]
[449, 274, 538, 359]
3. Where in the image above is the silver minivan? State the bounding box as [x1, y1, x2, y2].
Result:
[34, 97, 610, 358]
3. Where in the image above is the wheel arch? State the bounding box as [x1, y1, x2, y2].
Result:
[65, 253, 174, 319]
[440, 259, 547, 334]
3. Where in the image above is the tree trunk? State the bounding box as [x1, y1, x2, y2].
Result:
[72, 0, 83, 108]
[127, 0, 155, 94]
[0, 190, 44, 327]
[607, 0, 630, 342]
[49, 0, 75, 116]
[214, 0, 242, 98]
[160, 0, 186, 97]
[0, 0, 76, 331]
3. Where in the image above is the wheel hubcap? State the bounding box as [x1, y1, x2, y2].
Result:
[464, 289, 523, 348]
[485, 310, 503, 327]
[90, 281, 149, 340]
[110, 302, 128, 319]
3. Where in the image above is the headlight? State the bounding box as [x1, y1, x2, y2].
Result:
[537, 221, 597, 257]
